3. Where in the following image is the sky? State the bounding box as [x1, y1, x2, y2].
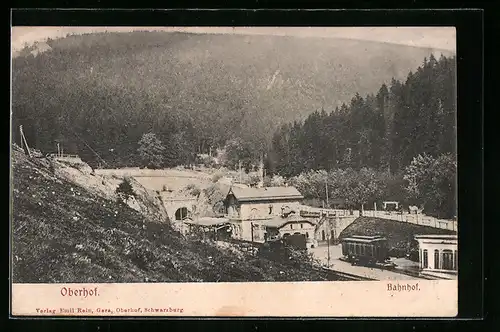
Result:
[11, 26, 456, 52]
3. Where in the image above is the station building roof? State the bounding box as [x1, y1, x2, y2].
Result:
[227, 186, 303, 202]
[256, 214, 315, 229]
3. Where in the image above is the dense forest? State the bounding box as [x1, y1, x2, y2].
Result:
[11, 31, 451, 168]
[266, 53, 456, 176]
[261, 54, 457, 218]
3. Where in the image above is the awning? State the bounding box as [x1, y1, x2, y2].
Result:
[184, 217, 230, 227]
[257, 215, 315, 229]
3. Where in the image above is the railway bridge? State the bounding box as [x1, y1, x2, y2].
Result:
[299, 205, 457, 243]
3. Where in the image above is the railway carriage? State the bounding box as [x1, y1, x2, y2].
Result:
[341, 235, 390, 266]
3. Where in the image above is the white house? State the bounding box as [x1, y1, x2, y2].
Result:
[414, 234, 458, 279]
[260, 214, 317, 247]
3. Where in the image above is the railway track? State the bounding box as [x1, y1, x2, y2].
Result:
[333, 270, 377, 281]
[316, 267, 376, 281]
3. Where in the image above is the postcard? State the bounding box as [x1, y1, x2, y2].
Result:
[10, 26, 458, 317]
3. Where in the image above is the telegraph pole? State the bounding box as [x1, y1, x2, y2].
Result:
[251, 222, 254, 242]
[325, 181, 329, 208]
[239, 160, 242, 183]
[250, 222, 255, 256]
[327, 231, 331, 267]
[19, 125, 32, 158]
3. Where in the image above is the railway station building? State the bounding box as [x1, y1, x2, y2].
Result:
[224, 186, 306, 243]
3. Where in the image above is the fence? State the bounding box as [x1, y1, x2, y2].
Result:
[298, 205, 361, 218]
[299, 205, 457, 232]
[365, 210, 457, 232]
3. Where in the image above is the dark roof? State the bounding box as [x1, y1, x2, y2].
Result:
[228, 186, 303, 202]
[350, 235, 386, 240]
[414, 234, 458, 240]
[257, 214, 315, 229]
[342, 235, 387, 243]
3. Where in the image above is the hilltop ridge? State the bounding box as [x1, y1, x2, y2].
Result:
[12, 31, 454, 165]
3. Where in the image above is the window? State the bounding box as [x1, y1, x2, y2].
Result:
[420, 249, 423, 268]
[269, 205, 273, 214]
[306, 232, 309, 239]
[290, 224, 293, 230]
[442, 250, 453, 270]
[423, 249, 428, 268]
[434, 250, 440, 269]
[300, 223, 303, 229]
[454, 250, 458, 270]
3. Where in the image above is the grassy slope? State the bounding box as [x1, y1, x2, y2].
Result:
[12, 147, 341, 283]
[339, 216, 455, 251]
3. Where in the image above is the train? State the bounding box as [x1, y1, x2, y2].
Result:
[340, 235, 395, 268]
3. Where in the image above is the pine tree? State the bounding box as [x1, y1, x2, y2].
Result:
[116, 177, 136, 197]
[137, 132, 166, 169]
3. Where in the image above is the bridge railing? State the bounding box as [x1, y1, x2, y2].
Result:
[298, 206, 360, 218]
[365, 210, 457, 232]
[299, 207, 457, 232]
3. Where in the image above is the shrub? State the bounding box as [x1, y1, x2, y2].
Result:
[263, 176, 272, 187]
[116, 178, 136, 197]
[203, 159, 217, 169]
[247, 174, 261, 185]
[185, 184, 201, 197]
[203, 184, 225, 206]
[211, 173, 223, 183]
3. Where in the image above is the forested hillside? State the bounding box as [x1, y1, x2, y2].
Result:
[266, 53, 456, 176]
[11, 31, 452, 168]
[263, 54, 457, 219]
